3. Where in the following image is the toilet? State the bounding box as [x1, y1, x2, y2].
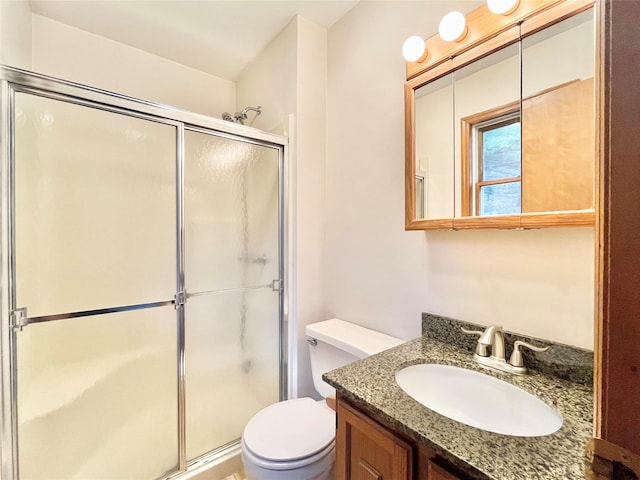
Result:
[241, 318, 403, 480]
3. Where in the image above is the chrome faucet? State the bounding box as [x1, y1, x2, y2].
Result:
[478, 325, 505, 361]
[462, 324, 548, 375]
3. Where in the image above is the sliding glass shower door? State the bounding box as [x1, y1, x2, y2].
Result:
[183, 130, 281, 461]
[3, 69, 285, 480]
[13, 93, 180, 479]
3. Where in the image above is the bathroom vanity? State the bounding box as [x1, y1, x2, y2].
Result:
[323, 315, 593, 480]
[336, 396, 467, 480]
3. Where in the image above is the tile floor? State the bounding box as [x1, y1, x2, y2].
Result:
[221, 472, 246, 480]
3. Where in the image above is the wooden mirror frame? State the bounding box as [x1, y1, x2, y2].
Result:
[404, 0, 597, 231]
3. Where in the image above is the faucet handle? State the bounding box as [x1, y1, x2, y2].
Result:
[461, 327, 489, 357]
[509, 340, 549, 367]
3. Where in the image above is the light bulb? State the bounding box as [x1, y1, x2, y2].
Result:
[487, 0, 520, 15]
[438, 11, 467, 43]
[402, 36, 427, 62]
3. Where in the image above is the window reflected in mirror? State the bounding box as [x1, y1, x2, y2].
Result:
[454, 42, 521, 218]
[415, 175, 425, 218]
[476, 115, 521, 216]
[462, 102, 521, 216]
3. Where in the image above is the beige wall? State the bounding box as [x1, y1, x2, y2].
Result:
[30, 14, 235, 118]
[0, 0, 32, 69]
[237, 16, 328, 398]
[326, 1, 595, 349]
[0, 6, 235, 117]
[236, 19, 297, 134]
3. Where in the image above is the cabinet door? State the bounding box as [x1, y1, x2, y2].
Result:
[521, 78, 595, 213]
[428, 460, 464, 480]
[336, 398, 412, 480]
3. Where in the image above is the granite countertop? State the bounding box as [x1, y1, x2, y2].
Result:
[323, 336, 593, 480]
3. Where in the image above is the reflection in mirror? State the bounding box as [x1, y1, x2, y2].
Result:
[414, 72, 454, 219]
[521, 9, 595, 214]
[455, 42, 521, 217]
[406, 3, 597, 228]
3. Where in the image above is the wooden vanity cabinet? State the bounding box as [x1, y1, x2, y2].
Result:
[336, 395, 467, 480]
[336, 397, 412, 479]
[426, 459, 466, 480]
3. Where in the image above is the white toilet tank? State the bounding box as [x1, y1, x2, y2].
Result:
[305, 318, 403, 398]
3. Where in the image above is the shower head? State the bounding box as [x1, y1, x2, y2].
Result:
[221, 106, 262, 126]
[241, 106, 262, 116]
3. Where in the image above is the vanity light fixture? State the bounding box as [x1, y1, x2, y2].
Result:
[487, 0, 520, 15]
[438, 11, 468, 42]
[402, 35, 428, 62]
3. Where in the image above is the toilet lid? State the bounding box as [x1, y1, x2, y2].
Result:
[243, 397, 335, 462]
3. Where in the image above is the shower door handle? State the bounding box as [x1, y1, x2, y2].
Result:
[271, 279, 283, 292]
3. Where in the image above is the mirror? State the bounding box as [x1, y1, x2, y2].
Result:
[454, 42, 521, 218]
[407, 5, 596, 229]
[521, 9, 595, 215]
[414, 70, 454, 219]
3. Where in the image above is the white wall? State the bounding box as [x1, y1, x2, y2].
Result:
[0, 0, 32, 69]
[237, 16, 327, 398]
[31, 14, 235, 118]
[236, 19, 297, 134]
[326, 1, 595, 349]
[294, 17, 328, 398]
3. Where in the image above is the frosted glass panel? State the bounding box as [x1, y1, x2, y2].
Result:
[185, 289, 280, 460]
[17, 307, 178, 479]
[185, 130, 279, 293]
[14, 93, 176, 317]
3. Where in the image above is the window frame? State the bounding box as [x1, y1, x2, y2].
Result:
[461, 100, 521, 216]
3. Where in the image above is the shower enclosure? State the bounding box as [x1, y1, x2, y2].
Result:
[0, 66, 287, 479]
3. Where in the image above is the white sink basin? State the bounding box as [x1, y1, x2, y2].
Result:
[395, 364, 562, 437]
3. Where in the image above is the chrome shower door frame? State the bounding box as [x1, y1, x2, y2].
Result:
[0, 65, 288, 480]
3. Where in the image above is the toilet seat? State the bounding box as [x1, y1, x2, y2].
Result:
[241, 437, 334, 471]
[242, 397, 335, 470]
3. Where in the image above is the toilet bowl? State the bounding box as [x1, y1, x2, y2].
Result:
[241, 318, 403, 480]
[241, 398, 335, 480]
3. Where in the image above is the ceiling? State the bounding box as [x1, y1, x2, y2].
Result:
[28, 0, 360, 81]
